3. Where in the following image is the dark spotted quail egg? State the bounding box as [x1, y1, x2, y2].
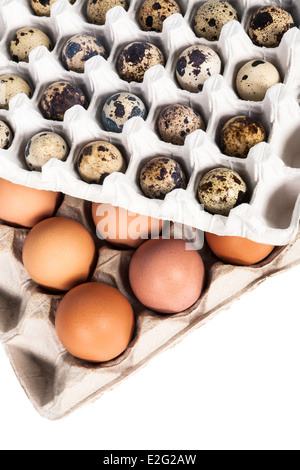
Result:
[40, 80, 88, 121]
[10, 27, 52, 63]
[86, 0, 128, 25]
[77, 140, 127, 184]
[0, 74, 32, 110]
[0, 121, 13, 150]
[198, 167, 248, 215]
[175, 44, 222, 93]
[25, 132, 69, 171]
[140, 156, 187, 199]
[219, 115, 266, 158]
[138, 0, 182, 32]
[194, 1, 239, 41]
[102, 92, 147, 133]
[248, 5, 295, 48]
[117, 41, 165, 83]
[236, 60, 281, 102]
[31, 0, 76, 16]
[62, 34, 107, 73]
[157, 104, 205, 145]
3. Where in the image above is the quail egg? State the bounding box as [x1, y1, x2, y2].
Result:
[0, 74, 32, 110]
[219, 115, 266, 158]
[175, 44, 222, 93]
[0, 121, 13, 149]
[138, 0, 182, 32]
[198, 167, 248, 215]
[194, 1, 239, 41]
[25, 132, 69, 171]
[140, 156, 187, 199]
[86, 0, 128, 25]
[62, 34, 107, 73]
[236, 59, 281, 101]
[10, 27, 52, 63]
[40, 80, 88, 121]
[157, 104, 205, 145]
[77, 140, 127, 184]
[117, 41, 165, 83]
[102, 92, 147, 133]
[31, 0, 76, 16]
[248, 5, 295, 48]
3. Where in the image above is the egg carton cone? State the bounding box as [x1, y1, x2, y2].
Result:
[0, 0, 300, 419]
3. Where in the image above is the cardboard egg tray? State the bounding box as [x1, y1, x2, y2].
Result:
[0, 0, 300, 419]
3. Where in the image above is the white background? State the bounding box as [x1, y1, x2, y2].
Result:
[0, 262, 300, 451]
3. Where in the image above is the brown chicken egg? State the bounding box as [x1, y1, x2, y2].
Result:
[55, 282, 135, 362]
[129, 237, 205, 314]
[0, 178, 61, 228]
[92, 202, 163, 248]
[22, 216, 97, 292]
[205, 232, 275, 266]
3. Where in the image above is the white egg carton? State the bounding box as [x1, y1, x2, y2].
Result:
[0, 0, 300, 419]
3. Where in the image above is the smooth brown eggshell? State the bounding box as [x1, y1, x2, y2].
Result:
[129, 238, 205, 314]
[92, 202, 163, 248]
[55, 282, 135, 362]
[22, 216, 97, 292]
[0, 178, 61, 228]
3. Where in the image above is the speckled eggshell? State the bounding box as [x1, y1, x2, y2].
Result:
[194, 1, 238, 41]
[117, 41, 165, 83]
[40, 80, 88, 121]
[236, 59, 281, 102]
[102, 92, 147, 133]
[219, 115, 266, 158]
[31, 0, 76, 16]
[175, 45, 222, 93]
[77, 140, 127, 184]
[198, 167, 248, 215]
[86, 0, 128, 25]
[138, 0, 182, 32]
[10, 27, 52, 63]
[62, 34, 107, 73]
[25, 132, 69, 171]
[0, 121, 13, 149]
[248, 5, 295, 48]
[0, 74, 32, 110]
[140, 156, 187, 199]
[157, 104, 205, 145]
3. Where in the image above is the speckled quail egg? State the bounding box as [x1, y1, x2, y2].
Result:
[62, 34, 107, 73]
[25, 132, 69, 171]
[0, 75, 32, 110]
[157, 104, 205, 145]
[40, 80, 88, 121]
[236, 59, 281, 101]
[198, 167, 248, 216]
[0, 121, 13, 149]
[248, 5, 295, 48]
[140, 156, 187, 199]
[86, 0, 128, 25]
[117, 41, 165, 83]
[10, 27, 52, 63]
[102, 92, 147, 133]
[194, 1, 239, 41]
[219, 115, 266, 158]
[175, 45, 222, 93]
[138, 0, 182, 32]
[77, 140, 127, 184]
[31, 0, 76, 16]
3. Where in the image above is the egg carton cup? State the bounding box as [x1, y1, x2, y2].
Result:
[0, 0, 300, 419]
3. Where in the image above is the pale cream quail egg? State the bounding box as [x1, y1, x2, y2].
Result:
[86, 0, 128, 25]
[236, 59, 281, 101]
[0, 121, 13, 149]
[61, 34, 107, 73]
[0, 74, 32, 110]
[31, 0, 76, 16]
[77, 140, 127, 184]
[194, 1, 239, 41]
[10, 27, 52, 63]
[157, 104, 205, 145]
[138, 0, 182, 32]
[25, 132, 69, 171]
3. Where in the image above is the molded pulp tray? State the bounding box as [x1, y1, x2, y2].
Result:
[0, 0, 300, 419]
